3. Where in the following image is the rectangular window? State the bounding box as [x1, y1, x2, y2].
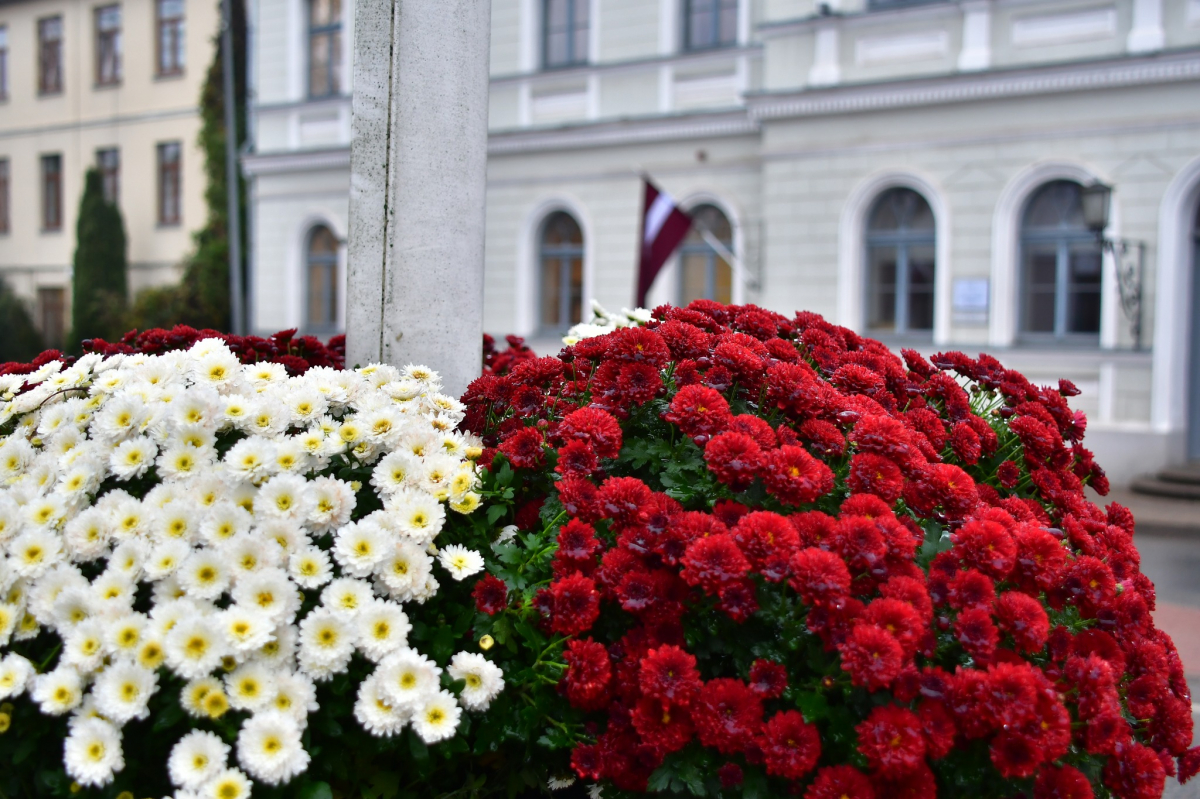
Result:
[308, 0, 342, 98]
[684, 0, 738, 51]
[157, 142, 181, 225]
[0, 159, 9, 234]
[41, 154, 62, 231]
[38, 287, 66, 350]
[0, 26, 9, 101]
[95, 5, 122, 86]
[38, 16, 64, 95]
[97, 148, 120, 206]
[543, 0, 589, 68]
[156, 0, 185, 76]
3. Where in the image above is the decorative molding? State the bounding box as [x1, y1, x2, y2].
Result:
[241, 147, 351, 176]
[958, 1, 992, 72]
[490, 45, 762, 86]
[488, 111, 759, 155]
[809, 25, 841, 87]
[747, 52, 1200, 121]
[855, 30, 948, 66]
[1011, 7, 1117, 48]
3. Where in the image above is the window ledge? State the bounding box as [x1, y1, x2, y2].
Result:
[94, 80, 122, 90]
[154, 71, 185, 82]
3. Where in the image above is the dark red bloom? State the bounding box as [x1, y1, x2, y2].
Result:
[761, 446, 834, 506]
[556, 476, 602, 522]
[1179, 746, 1200, 784]
[499, 427, 545, 469]
[947, 569, 996, 611]
[950, 421, 982, 465]
[862, 598, 924, 658]
[789, 548, 852, 606]
[805, 766, 875, 799]
[555, 440, 600, 477]
[471, 574, 508, 615]
[606, 326, 672, 367]
[953, 519, 1017, 579]
[704, 431, 763, 490]
[1034, 765, 1095, 799]
[732, 511, 798, 582]
[916, 700, 955, 760]
[761, 710, 821, 780]
[557, 406, 624, 459]
[598, 476, 653, 527]
[692, 678, 763, 754]
[548, 572, 601, 636]
[639, 645, 702, 707]
[954, 607, 999, 662]
[717, 763, 744, 789]
[990, 730, 1042, 779]
[838, 624, 904, 690]
[632, 697, 694, 754]
[718, 578, 759, 622]
[847, 453, 905, 504]
[1102, 742, 1166, 799]
[681, 533, 750, 594]
[995, 591, 1050, 653]
[556, 519, 602, 562]
[856, 704, 926, 776]
[663, 384, 733, 443]
[562, 638, 611, 710]
[570, 743, 603, 780]
[748, 659, 788, 699]
[617, 363, 663, 406]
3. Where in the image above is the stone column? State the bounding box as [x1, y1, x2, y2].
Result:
[346, 0, 491, 399]
[1126, 0, 1164, 54]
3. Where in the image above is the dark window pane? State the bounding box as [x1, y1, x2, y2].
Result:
[540, 212, 584, 329]
[714, 257, 732, 305]
[866, 246, 898, 331]
[0, 25, 10, 100]
[39, 17, 63, 94]
[158, 142, 182, 225]
[541, 258, 562, 327]
[907, 245, 935, 331]
[0, 159, 9, 235]
[97, 149, 120, 205]
[868, 187, 934, 233]
[542, 212, 583, 245]
[1024, 180, 1085, 230]
[157, 0, 186, 75]
[569, 258, 584, 325]
[42, 154, 62, 231]
[96, 5, 122, 86]
[306, 226, 339, 329]
[680, 254, 709, 307]
[1026, 249, 1057, 288]
[38, 287, 65, 350]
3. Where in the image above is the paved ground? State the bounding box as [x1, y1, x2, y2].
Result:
[1093, 489, 1200, 798]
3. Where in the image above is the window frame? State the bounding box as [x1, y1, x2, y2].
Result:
[542, 0, 590, 70]
[38, 16, 64, 96]
[0, 158, 9, 235]
[307, 0, 343, 99]
[37, 287, 66, 350]
[537, 211, 586, 334]
[41, 153, 63, 232]
[682, 0, 739, 52]
[95, 4, 122, 87]
[304, 224, 341, 333]
[155, 0, 186, 78]
[863, 187, 937, 338]
[677, 204, 734, 306]
[97, 148, 120, 206]
[0, 25, 9, 101]
[157, 141, 182, 227]
[1017, 180, 1103, 344]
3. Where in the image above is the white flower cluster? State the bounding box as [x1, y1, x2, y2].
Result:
[0, 342, 504, 796]
[562, 301, 652, 346]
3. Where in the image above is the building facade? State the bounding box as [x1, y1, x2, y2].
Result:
[0, 0, 217, 348]
[242, 0, 1200, 486]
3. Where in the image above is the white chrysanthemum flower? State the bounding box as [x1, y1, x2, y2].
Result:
[62, 618, 108, 672]
[180, 676, 225, 719]
[64, 717, 124, 787]
[157, 443, 213, 481]
[175, 423, 217, 451]
[388, 489, 446, 544]
[355, 600, 411, 662]
[257, 474, 311, 521]
[448, 651, 505, 711]
[269, 438, 310, 475]
[56, 459, 104, 504]
[91, 395, 145, 442]
[219, 395, 255, 430]
[165, 616, 227, 680]
[32, 666, 84, 714]
[0, 496, 24, 541]
[192, 349, 241, 390]
[332, 520, 388, 578]
[0, 601, 17, 645]
[149, 503, 198, 543]
[232, 568, 299, 623]
[49, 586, 93, 629]
[200, 502, 253, 546]
[200, 767, 252, 799]
[104, 612, 147, 656]
[223, 533, 276, 577]
[247, 402, 289, 438]
[267, 670, 318, 722]
[246, 361, 288, 390]
[412, 689, 461, 743]
[285, 387, 327, 426]
[549, 775, 578, 791]
[219, 605, 276, 653]
[354, 672, 409, 737]
[223, 437, 273, 482]
[295, 427, 329, 459]
[255, 623, 297, 669]
[376, 648, 441, 711]
[93, 661, 158, 723]
[229, 481, 258, 515]
[320, 578, 374, 618]
[374, 540, 433, 602]
[307, 476, 356, 534]
[105, 496, 150, 542]
[145, 539, 191, 580]
[297, 608, 355, 674]
[225, 662, 276, 712]
[107, 539, 147, 578]
[23, 494, 68, 532]
[91, 569, 136, 614]
[0, 652, 35, 699]
[288, 546, 333, 590]
[109, 437, 158, 480]
[11, 527, 64, 579]
[62, 507, 111, 561]
[370, 450, 418, 496]
[0, 437, 35, 480]
[179, 550, 232, 600]
[449, 491, 482, 515]
[235, 711, 310, 785]
[437, 545, 485, 581]
[168, 730, 230, 790]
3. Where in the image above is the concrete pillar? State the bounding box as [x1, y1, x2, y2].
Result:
[346, 0, 491, 398]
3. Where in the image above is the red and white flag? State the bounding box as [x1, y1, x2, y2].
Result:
[636, 178, 692, 308]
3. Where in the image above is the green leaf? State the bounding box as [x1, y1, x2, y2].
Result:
[486, 504, 508, 525]
[297, 781, 334, 799]
[795, 691, 830, 722]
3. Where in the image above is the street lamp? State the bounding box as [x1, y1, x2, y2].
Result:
[1081, 181, 1145, 350]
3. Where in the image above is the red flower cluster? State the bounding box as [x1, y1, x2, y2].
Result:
[463, 301, 1196, 798]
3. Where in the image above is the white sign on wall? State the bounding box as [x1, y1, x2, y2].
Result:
[952, 277, 989, 325]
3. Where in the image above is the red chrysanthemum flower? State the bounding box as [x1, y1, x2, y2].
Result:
[732, 511, 799, 582]
[704, 431, 763, 491]
[1034, 765, 1096, 799]
[1011, 524, 1068, 591]
[761, 710, 822, 780]
[847, 453, 905, 504]
[548, 572, 601, 636]
[562, 638, 611, 711]
[555, 440, 600, 477]
[789, 547, 852, 606]
[748, 659, 788, 699]
[681, 533, 750, 595]
[947, 569, 996, 611]
[557, 518, 602, 562]
[499, 426, 545, 469]
[1102, 742, 1166, 799]
[663, 384, 733, 443]
[879, 575, 933, 620]
[557, 406, 624, 459]
[598, 476, 654, 528]
[761, 446, 835, 506]
[632, 697, 694, 755]
[570, 743, 603, 780]
[692, 678, 763, 754]
[950, 421, 982, 465]
[617, 362, 663, 406]
[1064, 555, 1117, 613]
[471, 574, 508, 615]
[953, 519, 1017, 579]
[995, 591, 1050, 654]
[954, 607, 1000, 662]
[718, 578, 759, 623]
[639, 644, 702, 707]
[856, 704, 926, 777]
[606, 326, 672, 367]
[717, 762, 744, 789]
[917, 699, 956, 760]
[805, 766, 876, 799]
[729, 413, 777, 449]
[556, 475, 602, 523]
[838, 624, 904, 690]
[982, 662, 1040, 728]
[997, 459, 1022, 488]
[862, 598, 924, 658]
[1179, 746, 1200, 784]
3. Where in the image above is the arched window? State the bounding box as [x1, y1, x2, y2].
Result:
[539, 211, 584, 332]
[308, 0, 342, 98]
[306, 225, 339, 332]
[1020, 180, 1101, 339]
[865, 187, 935, 335]
[679, 204, 733, 305]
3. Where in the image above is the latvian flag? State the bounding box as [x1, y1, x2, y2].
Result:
[636, 178, 693, 308]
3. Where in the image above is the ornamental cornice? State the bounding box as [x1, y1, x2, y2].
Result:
[240, 147, 351, 176]
[487, 111, 760, 156]
[746, 51, 1200, 121]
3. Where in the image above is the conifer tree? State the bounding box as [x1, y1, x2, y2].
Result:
[0, 278, 48, 363]
[69, 168, 128, 350]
